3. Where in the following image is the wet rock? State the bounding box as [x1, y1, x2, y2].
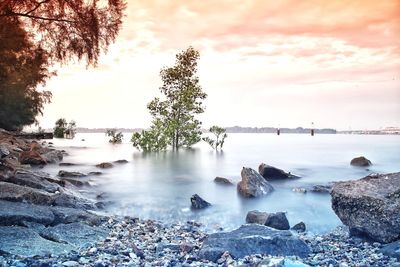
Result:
[52, 191, 97, 210]
[3, 169, 61, 193]
[42, 150, 63, 164]
[0, 145, 10, 159]
[331, 172, 400, 243]
[95, 162, 113, 169]
[19, 150, 46, 165]
[198, 224, 310, 262]
[350, 156, 372, 167]
[39, 222, 108, 248]
[58, 170, 86, 178]
[59, 163, 76, 166]
[0, 200, 54, 226]
[190, 194, 211, 209]
[246, 210, 268, 224]
[292, 222, 306, 232]
[63, 178, 90, 187]
[292, 187, 307, 193]
[156, 243, 180, 253]
[214, 176, 233, 185]
[0, 182, 53, 205]
[0, 226, 73, 257]
[237, 167, 274, 198]
[308, 184, 333, 194]
[380, 240, 400, 260]
[88, 171, 102, 176]
[113, 159, 128, 164]
[258, 163, 299, 180]
[50, 206, 105, 226]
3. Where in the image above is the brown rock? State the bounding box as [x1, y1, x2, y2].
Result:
[95, 162, 113, 169]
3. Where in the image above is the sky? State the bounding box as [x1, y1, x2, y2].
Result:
[37, 0, 400, 130]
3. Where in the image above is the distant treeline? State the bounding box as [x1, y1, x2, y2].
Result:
[74, 127, 336, 134]
[225, 126, 337, 134]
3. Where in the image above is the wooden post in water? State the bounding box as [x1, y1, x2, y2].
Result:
[311, 122, 315, 136]
[277, 128, 280, 135]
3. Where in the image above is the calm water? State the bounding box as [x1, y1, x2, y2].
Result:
[42, 133, 400, 234]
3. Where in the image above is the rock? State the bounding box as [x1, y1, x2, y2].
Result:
[292, 222, 306, 232]
[0, 200, 54, 226]
[0, 182, 53, 205]
[59, 163, 76, 166]
[258, 163, 299, 180]
[3, 169, 62, 193]
[156, 243, 181, 253]
[198, 224, 310, 262]
[58, 170, 86, 178]
[265, 212, 290, 230]
[19, 150, 46, 165]
[246, 210, 268, 224]
[308, 184, 333, 194]
[350, 156, 372, 167]
[114, 159, 128, 164]
[190, 194, 211, 209]
[214, 177, 233, 185]
[62, 261, 79, 267]
[39, 222, 108, 248]
[52, 191, 97, 210]
[63, 177, 90, 187]
[0, 226, 73, 257]
[380, 240, 400, 260]
[42, 150, 63, 164]
[237, 167, 274, 198]
[292, 188, 307, 193]
[88, 171, 102, 176]
[331, 172, 400, 243]
[50, 206, 105, 226]
[0, 145, 10, 159]
[96, 162, 113, 169]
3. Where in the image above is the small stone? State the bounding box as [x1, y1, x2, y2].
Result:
[62, 261, 79, 267]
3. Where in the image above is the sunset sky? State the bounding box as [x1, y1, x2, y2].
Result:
[38, 0, 400, 130]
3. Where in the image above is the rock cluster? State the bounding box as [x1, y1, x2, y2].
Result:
[246, 210, 290, 230]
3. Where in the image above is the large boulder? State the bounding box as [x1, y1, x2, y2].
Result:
[0, 200, 55, 226]
[246, 210, 290, 230]
[331, 172, 400, 243]
[258, 163, 299, 180]
[190, 194, 211, 209]
[0, 182, 53, 205]
[42, 150, 63, 163]
[237, 167, 274, 198]
[198, 224, 310, 262]
[350, 156, 372, 167]
[3, 169, 62, 193]
[19, 150, 46, 165]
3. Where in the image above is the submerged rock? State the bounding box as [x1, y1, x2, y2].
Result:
[96, 162, 113, 169]
[190, 194, 211, 209]
[42, 150, 63, 164]
[214, 176, 233, 185]
[308, 184, 334, 194]
[58, 170, 87, 178]
[59, 163, 77, 166]
[292, 222, 306, 232]
[331, 172, 400, 243]
[198, 224, 310, 262]
[114, 159, 128, 164]
[258, 163, 299, 180]
[350, 156, 372, 167]
[237, 167, 274, 198]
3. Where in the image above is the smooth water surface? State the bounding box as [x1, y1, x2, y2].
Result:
[42, 133, 400, 234]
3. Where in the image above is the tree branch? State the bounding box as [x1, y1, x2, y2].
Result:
[1, 11, 76, 23]
[25, 0, 50, 15]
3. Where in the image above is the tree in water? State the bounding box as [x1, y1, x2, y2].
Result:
[106, 129, 123, 144]
[54, 118, 67, 138]
[132, 47, 207, 151]
[203, 126, 228, 151]
[0, 1, 126, 130]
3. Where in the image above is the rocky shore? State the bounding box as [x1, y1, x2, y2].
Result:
[0, 130, 399, 266]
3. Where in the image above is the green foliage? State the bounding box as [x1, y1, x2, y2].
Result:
[106, 129, 123, 144]
[0, 17, 52, 131]
[203, 126, 228, 151]
[54, 118, 76, 138]
[131, 120, 168, 152]
[135, 47, 207, 151]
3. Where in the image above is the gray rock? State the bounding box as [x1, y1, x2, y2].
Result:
[42, 150, 63, 164]
[88, 171, 102, 176]
[0, 182, 53, 205]
[114, 159, 128, 164]
[237, 167, 274, 198]
[50, 206, 105, 226]
[63, 177, 90, 187]
[0, 226, 73, 257]
[264, 212, 290, 230]
[308, 184, 333, 194]
[39, 222, 108, 248]
[214, 177, 234, 185]
[52, 191, 97, 210]
[246, 210, 268, 224]
[59, 163, 76, 166]
[258, 163, 299, 180]
[156, 243, 180, 253]
[380, 240, 400, 260]
[0, 145, 10, 159]
[350, 156, 372, 167]
[0, 201, 54, 226]
[190, 194, 211, 209]
[292, 222, 306, 232]
[331, 172, 400, 243]
[198, 224, 310, 262]
[2, 169, 62, 193]
[58, 170, 86, 178]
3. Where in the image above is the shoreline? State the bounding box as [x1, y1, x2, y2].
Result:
[0, 131, 399, 266]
